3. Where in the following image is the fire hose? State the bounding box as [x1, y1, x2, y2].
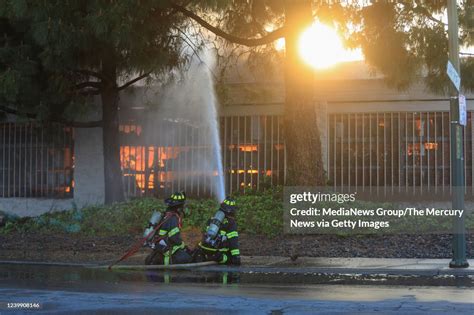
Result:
[107, 215, 174, 270]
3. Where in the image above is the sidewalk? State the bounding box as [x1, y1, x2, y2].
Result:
[1, 256, 473, 276]
[228, 256, 474, 276]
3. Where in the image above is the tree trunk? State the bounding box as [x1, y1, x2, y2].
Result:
[283, 0, 326, 186]
[101, 58, 125, 204]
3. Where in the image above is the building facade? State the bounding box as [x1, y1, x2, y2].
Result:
[1, 62, 473, 216]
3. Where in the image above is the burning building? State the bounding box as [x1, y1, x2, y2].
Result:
[0, 61, 473, 216]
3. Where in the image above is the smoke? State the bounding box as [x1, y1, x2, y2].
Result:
[137, 50, 225, 202]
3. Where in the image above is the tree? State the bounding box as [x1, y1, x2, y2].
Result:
[172, 0, 473, 186]
[347, 0, 473, 93]
[173, 0, 326, 185]
[1, 0, 472, 202]
[0, 0, 187, 203]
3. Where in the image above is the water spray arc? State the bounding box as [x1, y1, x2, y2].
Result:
[147, 50, 225, 202]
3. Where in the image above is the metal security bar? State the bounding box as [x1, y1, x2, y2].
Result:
[0, 123, 74, 198]
[328, 111, 473, 193]
[222, 115, 284, 194]
[120, 122, 223, 198]
[121, 110, 474, 197]
[120, 115, 284, 198]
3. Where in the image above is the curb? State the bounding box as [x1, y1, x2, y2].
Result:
[1, 259, 473, 277]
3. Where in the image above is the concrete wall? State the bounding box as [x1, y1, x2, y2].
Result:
[0, 198, 75, 218]
[73, 127, 105, 208]
[2, 61, 472, 217]
[0, 127, 105, 217]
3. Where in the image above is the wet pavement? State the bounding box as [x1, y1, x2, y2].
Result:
[0, 263, 473, 314]
[244, 257, 474, 274]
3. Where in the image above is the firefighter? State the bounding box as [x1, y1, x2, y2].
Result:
[144, 192, 193, 265]
[197, 197, 241, 265]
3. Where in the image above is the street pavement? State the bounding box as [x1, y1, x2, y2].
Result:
[236, 256, 474, 276]
[0, 258, 472, 314]
[0, 282, 472, 314]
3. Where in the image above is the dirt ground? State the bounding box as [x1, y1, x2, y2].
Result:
[0, 229, 472, 264]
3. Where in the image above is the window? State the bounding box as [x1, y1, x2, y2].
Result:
[119, 115, 285, 197]
[0, 123, 74, 198]
[222, 115, 284, 193]
[328, 112, 473, 194]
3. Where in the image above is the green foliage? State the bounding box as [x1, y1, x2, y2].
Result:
[234, 187, 283, 236]
[0, 198, 162, 236]
[348, 1, 473, 93]
[183, 199, 218, 231]
[1, 221, 16, 234]
[0, 0, 188, 120]
[1, 191, 473, 237]
[0, 190, 284, 237]
[210, 1, 473, 93]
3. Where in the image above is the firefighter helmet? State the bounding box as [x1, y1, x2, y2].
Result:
[220, 196, 237, 215]
[165, 191, 186, 208]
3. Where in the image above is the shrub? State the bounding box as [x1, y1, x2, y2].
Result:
[1, 187, 472, 238]
[235, 188, 283, 236]
[0, 188, 285, 237]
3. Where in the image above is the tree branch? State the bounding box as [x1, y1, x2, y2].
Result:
[171, 4, 286, 47]
[0, 105, 103, 128]
[175, 26, 206, 64]
[409, 2, 447, 27]
[118, 72, 151, 90]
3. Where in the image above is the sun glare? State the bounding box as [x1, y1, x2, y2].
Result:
[274, 37, 286, 51]
[298, 22, 362, 69]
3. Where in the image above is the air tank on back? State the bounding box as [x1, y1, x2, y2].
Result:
[143, 210, 162, 240]
[206, 210, 226, 240]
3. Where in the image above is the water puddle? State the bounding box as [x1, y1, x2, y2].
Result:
[0, 264, 471, 288]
